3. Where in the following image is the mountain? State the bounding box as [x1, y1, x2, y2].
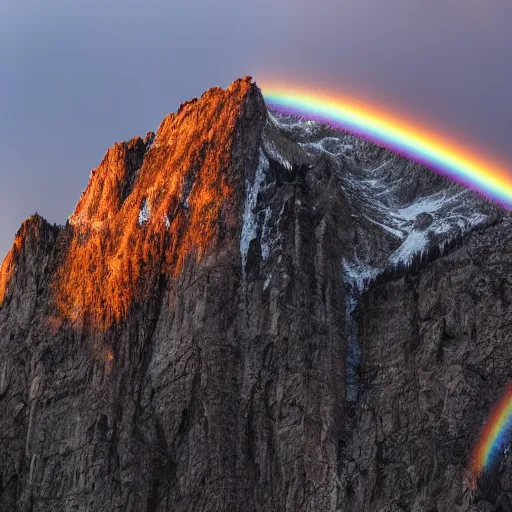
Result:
[0, 76, 510, 512]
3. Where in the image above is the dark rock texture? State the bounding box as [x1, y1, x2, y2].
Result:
[340, 218, 512, 512]
[0, 77, 510, 511]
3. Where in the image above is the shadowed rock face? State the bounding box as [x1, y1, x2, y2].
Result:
[0, 77, 509, 511]
[339, 218, 512, 512]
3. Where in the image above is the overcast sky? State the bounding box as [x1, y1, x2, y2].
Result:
[1, 0, 511, 257]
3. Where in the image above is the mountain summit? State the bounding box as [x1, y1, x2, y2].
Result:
[0, 77, 510, 511]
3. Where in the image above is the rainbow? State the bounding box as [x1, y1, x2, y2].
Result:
[471, 381, 512, 478]
[261, 82, 512, 209]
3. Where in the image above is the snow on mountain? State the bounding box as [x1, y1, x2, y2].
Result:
[266, 110, 499, 291]
[138, 197, 151, 226]
[241, 148, 269, 272]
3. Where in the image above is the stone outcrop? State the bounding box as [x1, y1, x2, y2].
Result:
[0, 77, 510, 511]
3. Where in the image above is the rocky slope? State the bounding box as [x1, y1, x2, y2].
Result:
[0, 77, 509, 511]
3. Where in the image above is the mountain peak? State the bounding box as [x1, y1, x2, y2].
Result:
[0, 77, 510, 511]
[69, 136, 147, 228]
[0, 214, 59, 307]
[54, 76, 265, 329]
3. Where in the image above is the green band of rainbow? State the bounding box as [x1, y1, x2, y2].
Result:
[261, 83, 512, 209]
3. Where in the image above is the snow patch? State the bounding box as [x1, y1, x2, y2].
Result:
[263, 137, 293, 171]
[342, 257, 380, 292]
[389, 230, 429, 265]
[268, 111, 317, 135]
[138, 198, 151, 226]
[396, 192, 451, 221]
[386, 192, 487, 265]
[300, 137, 352, 157]
[240, 149, 269, 272]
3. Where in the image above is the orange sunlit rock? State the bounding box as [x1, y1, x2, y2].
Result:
[52, 77, 262, 330]
[0, 234, 21, 306]
[105, 348, 114, 374]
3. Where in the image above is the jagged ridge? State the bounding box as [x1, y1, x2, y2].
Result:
[53, 77, 264, 331]
[0, 214, 60, 307]
[0, 77, 510, 512]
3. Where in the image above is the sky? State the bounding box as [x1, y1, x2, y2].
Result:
[1, 0, 511, 258]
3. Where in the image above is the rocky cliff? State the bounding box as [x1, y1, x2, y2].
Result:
[0, 77, 510, 511]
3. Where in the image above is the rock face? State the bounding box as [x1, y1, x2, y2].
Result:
[0, 77, 510, 511]
[340, 219, 512, 512]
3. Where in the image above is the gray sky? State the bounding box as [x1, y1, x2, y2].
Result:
[1, 0, 511, 258]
